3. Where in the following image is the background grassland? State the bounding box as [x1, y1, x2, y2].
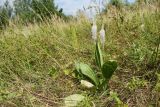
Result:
[0, 2, 160, 107]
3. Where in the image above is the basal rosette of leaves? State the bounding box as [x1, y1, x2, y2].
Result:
[74, 42, 118, 90]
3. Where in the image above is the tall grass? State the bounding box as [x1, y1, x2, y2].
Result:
[0, 2, 159, 107]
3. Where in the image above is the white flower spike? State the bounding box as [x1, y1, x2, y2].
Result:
[100, 24, 105, 49]
[91, 20, 97, 42]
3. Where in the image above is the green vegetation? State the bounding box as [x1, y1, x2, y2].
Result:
[0, 0, 65, 29]
[75, 42, 118, 90]
[0, 0, 12, 29]
[14, 0, 65, 23]
[0, 0, 160, 107]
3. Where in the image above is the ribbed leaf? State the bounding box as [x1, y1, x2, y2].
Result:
[75, 62, 81, 74]
[102, 60, 118, 80]
[95, 42, 103, 69]
[64, 94, 85, 107]
[77, 63, 99, 86]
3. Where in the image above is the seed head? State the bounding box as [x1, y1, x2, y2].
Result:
[100, 24, 105, 48]
[91, 21, 97, 42]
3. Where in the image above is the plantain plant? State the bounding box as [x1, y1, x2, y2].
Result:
[74, 42, 118, 90]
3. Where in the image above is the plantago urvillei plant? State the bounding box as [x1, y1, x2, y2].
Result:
[74, 41, 118, 90]
[73, 0, 117, 91]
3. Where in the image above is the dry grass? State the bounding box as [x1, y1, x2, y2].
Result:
[0, 2, 160, 107]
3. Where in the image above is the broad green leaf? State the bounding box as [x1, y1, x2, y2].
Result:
[74, 62, 83, 78]
[102, 60, 118, 80]
[95, 42, 103, 69]
[79, 63, 99, 86]
[75, 62, 81, 74]
[64, 94, 85, 107]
